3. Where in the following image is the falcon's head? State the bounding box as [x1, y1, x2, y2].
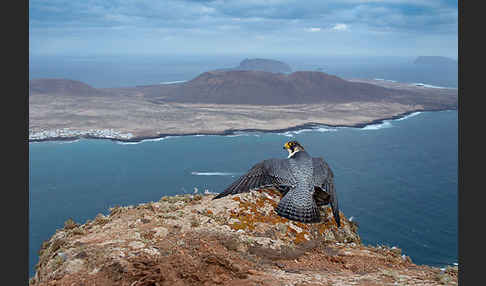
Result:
[283, 141, 305, 158]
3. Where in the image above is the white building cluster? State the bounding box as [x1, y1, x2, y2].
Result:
[29, 128, 134, 140]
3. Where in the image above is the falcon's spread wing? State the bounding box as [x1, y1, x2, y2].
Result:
[213, 158, 295, 199]
[312, 157, 340, 227]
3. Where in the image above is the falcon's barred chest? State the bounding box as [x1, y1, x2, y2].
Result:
[288, 151, 314, 191]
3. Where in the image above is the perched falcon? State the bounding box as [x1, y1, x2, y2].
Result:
[213, 141, 340, 227]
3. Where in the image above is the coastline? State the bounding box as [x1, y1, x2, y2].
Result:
[29, 107, 456, 144]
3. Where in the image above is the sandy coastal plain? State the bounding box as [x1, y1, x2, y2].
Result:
[29, 97, 426, 141]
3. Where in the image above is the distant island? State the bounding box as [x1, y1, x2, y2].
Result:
[414, 56, 457, 65]
[29, 64, 458, 142]
[216, 58, 292, 74]
[235, 58, 292, 73]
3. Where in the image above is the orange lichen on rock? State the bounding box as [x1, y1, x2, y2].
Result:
[225, 189, 358, 247]
[229, 189, 289, 234]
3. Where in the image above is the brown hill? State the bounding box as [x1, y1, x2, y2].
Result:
[161, 70, 405, 105]
[29, 78, 108, 97]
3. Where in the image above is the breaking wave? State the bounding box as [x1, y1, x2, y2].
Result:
[160, 80, 187, 85]
[55, 139, 81, 144]
[191, 172, 239, 176]
[361, 121, 393, 130]
[116, 136, 172, 145]
[412, 82, 447, 89]
[373, 78, 397, 82]
[396, 112, 422, 121]
[279, 126, 338, 137]
[226, 132, 261, 137]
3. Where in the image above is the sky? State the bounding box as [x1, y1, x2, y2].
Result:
[29, 0, 458, 58]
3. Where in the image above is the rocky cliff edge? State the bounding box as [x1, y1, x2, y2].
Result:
[30, 189, 458, 286]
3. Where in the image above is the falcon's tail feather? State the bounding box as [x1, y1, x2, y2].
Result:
[275, 190, 321, 223]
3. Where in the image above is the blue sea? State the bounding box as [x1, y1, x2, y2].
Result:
[28, 54, 458, 277]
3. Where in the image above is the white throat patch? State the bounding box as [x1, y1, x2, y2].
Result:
[287, 150, 300, 158]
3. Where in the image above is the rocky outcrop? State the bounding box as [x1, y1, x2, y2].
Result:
[30, 189, 458, 286]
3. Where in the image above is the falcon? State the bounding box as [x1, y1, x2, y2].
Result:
[213, 141, 340, 227]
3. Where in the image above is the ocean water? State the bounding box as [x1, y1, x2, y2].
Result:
[29, 110, 458, 277]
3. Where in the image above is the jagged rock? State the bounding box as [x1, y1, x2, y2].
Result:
[30, 189, 458, 286]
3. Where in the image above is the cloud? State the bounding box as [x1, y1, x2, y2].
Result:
[29, 0, 457, 33]
[29, 0, 458, 57]
[331, 23, 349, 31]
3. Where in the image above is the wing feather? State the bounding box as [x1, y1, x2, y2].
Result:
[213, 159, 295, 199]
[312, 157, 340, 227]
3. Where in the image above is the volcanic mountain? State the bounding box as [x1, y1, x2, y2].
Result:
[161, 70, 406, 105]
